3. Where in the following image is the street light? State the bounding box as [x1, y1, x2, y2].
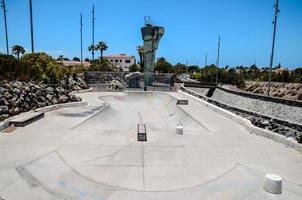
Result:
[1, 0, 9, 55]
[268, 0, 280, 96]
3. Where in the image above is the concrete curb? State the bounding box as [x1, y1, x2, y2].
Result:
[179, 90, 302, 153]
[34, 101, 88, 113]
[0, 101, 88, 132]
[69, 88, 93, 95]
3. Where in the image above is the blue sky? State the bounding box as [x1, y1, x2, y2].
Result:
[0, 0, 301, 68]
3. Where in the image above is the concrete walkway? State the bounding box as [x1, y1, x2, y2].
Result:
[0, 91, 301, 200]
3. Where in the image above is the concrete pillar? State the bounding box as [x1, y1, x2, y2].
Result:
[263, 173, 282, 194]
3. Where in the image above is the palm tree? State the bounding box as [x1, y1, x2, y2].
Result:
[11, 45, 25, 60]
[136, 45, 144, 65]
[96, 41, 108, 62]
[57, 55, 64, 62]
[88, 44, 97, 61]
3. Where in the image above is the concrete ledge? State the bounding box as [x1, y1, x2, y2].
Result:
[1, 101, 88, 132]
[179, 90, 302, 153]
[9, 112, 44, 127]
[0, 120, 10, 132]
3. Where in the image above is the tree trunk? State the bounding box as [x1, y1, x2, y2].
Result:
[101, 50, 103, 62]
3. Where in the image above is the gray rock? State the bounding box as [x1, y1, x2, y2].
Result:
[21, 102, 30, 111]
[38, 96, 46, 102]
[46, 87, 54, 94]
[70, 95, 81, 102]
[52, 97, 58, 104]
[58, 95, 69, 103]
[4, 92, 12, 99]
[0, 97, 9, 106]
[46, 94, 53, 101]
[285, 129, 297, 138]
[36, 89, 44, 96]
[12, 88, 21, 96]
[37, 102, 46, 108]
[0, 106, 9, 114]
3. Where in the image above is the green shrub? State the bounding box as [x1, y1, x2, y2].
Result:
[89, 59, 116, 71]
[298, 134, 302, 144]
[129, 64, 139, 72]
[0, 54, 19, 79]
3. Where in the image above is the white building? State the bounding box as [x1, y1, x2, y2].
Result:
[104, 54, 136, 72]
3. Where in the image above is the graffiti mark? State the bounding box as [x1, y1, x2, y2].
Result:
[59, 181, 106, 200]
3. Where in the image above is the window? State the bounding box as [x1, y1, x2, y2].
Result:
[115, 59, 118, 62]
[120, 60, 122, 62]
[110, 60, 113, 62]
[125, 60, 131, 63]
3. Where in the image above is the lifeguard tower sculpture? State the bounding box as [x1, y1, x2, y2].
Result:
[141, 17, 165, 86]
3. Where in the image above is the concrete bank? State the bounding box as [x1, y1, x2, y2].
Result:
[179, 88, 302, 152]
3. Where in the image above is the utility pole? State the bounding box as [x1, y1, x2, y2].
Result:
[92, 5, 95, 61]
[267, 0, 280, 96]
[205, 52, 208, 66]
[29, 0, 34, 52]
[1, 0, 9, 55]
[80, 13, 83, 65]
[215, 36, 221, 84]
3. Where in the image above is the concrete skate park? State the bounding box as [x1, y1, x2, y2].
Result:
[0, 90, 302, 200]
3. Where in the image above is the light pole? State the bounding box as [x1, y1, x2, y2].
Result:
[1, 0, 9, 55]
[29, 0, 34, 53]
[215, 36, 221, 85]
[268, 0, 280, 96]
[92, 5, 95, 61]
[205, 52, 207, 66]
[80, 13, 83, 65]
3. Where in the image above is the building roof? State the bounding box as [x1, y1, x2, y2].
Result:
[104, 54, 135, 59]
[60, 61, 91, 67]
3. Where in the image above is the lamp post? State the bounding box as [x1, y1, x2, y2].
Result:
[80, 13, 83, 65]
[29, 0, 34, 52]
[268, 0, 280, 96]
[215, 36, 221, 85]
[92, 5, 95, 61]
[1, 0, 9, 55]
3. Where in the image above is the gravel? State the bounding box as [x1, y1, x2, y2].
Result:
[187, 87, 209, 96]
[211, 88, 302, 124]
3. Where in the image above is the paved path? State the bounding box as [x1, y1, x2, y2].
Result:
[0, 91, 301, 200]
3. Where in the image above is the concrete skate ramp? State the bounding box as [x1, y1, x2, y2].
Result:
[0, 91, 302, 199]
[76, 92, 208, 133]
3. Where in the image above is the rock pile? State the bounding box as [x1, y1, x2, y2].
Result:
[250, 117, 301, 140]
[0, 76, 88, 120]
[244, 81, 302, 100]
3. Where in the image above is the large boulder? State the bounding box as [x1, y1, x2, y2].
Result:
[125, 72, 142, 88]
[108, 80, 123, 90]
[58, 95, 69, 103]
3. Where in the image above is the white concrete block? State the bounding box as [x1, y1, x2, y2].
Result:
[176, 125, 183, 135]
[263, 173, 282, 194]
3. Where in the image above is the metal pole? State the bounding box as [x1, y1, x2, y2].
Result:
[80, 13, 83, 65]
[268, 0, 280, 96]
[29, 0, 34, 52]
[215, 36, 221, 84]
[205, 52, 207, 66]
[92, 5, 95, 61]
[1, 0, 9, 55]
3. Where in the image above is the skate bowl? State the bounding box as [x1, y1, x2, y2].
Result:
[0, 91, 301, 200]
[75, 92, 208, 133]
